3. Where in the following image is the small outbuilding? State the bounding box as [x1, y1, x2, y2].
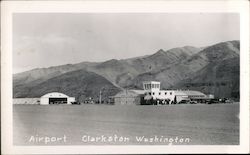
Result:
[112, 90, 145, 105]
[40, 92, 75, 105]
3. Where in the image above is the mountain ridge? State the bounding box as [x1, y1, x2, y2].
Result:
[13, 40, 240, 101]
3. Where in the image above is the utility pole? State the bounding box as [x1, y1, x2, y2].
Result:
[125, 88, 127, 104]
[99, 90, 102, 104]
[99, 87, 105, 104]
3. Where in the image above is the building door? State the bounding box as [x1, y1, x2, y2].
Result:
[49, 98, 67, 104]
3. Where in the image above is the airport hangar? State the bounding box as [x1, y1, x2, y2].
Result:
[13, 92, 75, 105]
[40, 92, 75, 105]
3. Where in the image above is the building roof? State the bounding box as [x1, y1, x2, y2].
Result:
[113, 89, 145, 98]
[143, 81, 160, 84]
[41, 92, 69, 98]
[174, 90, 206, 96]
[130, 89, 145, 95]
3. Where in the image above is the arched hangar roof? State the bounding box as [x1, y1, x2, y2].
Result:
[41, 92, 69, 98]
[175, 90, 206, 96]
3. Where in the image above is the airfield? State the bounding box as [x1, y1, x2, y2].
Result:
[13, 103, 239, 145]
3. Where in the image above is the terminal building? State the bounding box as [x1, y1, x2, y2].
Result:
[112, 81, 213, 105]
[143, 81, 213, 104]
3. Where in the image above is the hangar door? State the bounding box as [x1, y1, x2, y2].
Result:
[49, 98, 67, 104]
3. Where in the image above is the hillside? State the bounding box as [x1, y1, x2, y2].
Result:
[14, 45, 201, 90]
[13, 62, 98, 86]
[13, 40, 240, 100]
[87, 59, 140, 87]
[14, 69, 121, 102]
[86, 46, 202, 87]
[125, 46, 201, 73]
[173, 57, 239, 99]
[128, 40, 240, 98]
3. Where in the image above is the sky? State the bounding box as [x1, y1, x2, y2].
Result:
[13, 13, 239, 73]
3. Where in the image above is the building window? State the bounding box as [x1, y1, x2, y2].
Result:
[170, 92, 172, 95]
[153, 92, 155, 95]
[159, 92, 161, 95]
[152, 84, 155, 88]
[148, 84, 151, 89]
[149, 92, 151, 95]
[165, 92, 167, 95]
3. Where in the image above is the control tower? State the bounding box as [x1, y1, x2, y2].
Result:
[142, 81, 161, 92]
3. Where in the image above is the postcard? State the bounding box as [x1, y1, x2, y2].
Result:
[1, 0, 249, 154]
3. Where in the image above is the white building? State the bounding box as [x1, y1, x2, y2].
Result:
[40, 92, 75, 105]
[143, 81, 210, 104]
[13, 98, 40, 105]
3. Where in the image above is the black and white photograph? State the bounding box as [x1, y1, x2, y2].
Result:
[12, 12, 240, 145]
[1, 0, 250, 154]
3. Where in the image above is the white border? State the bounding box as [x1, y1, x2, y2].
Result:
[1, 0, 249, 154]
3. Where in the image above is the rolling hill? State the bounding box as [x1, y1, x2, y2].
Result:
[14, 46, 202, 87]
[14, 69, 121, 102]
[13, 40, 240, 101]
[173, 57, 239, 99]
[129, 41, 239, 90]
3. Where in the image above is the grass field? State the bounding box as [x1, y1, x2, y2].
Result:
[13, 103, 239, 145]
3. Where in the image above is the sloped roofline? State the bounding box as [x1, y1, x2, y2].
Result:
[41, 92, 69, 98]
